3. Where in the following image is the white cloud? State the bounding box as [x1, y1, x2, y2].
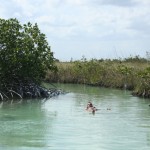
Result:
[92, 0, 136, 7]
[0, 0, 150, 60]
[12, 0, 37, 17]
[0, 5, 5, 18]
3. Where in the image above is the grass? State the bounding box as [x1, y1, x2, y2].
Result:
[45, 56, 150, 98]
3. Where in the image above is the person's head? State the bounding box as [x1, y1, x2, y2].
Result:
[89, 103, 93, 107]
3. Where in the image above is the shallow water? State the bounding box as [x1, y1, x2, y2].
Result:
[0, 84, 150, 150]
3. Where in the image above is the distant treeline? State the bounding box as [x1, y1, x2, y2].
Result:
[46, 56, 150, 99]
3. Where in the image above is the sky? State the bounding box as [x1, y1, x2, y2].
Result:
[0, 0, 150, 61]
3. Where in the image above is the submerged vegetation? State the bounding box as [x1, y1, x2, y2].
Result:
[46, 56, 150, 99]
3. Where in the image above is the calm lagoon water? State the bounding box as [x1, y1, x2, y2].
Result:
[0, 83, 150, 150]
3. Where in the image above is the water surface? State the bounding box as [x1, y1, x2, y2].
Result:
[0, 84, 150, 150]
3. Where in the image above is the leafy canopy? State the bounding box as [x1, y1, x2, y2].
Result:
[0, 18, 56, 84]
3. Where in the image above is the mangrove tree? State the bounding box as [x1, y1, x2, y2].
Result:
[0, 18, 57, 100]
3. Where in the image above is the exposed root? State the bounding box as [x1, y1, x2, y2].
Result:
[9, 90, 23, 99]
[0, 81, 65, 101]
[0, 92, 3, 101]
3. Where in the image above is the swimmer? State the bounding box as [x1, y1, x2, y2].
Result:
[86, 102, 98, 113]
[86, 102, 93, 110]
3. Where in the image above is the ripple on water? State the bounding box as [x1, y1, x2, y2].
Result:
[0, 84, 150, 150]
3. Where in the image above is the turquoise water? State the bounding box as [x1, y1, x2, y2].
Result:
[0, 84, 150, 150]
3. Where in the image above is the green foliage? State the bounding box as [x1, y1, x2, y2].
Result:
[0, 18, 56, 84]
[124, 55, 147, 63]
[135, 67, 150, 95]
[138, 67, 150, 79]
[117, 65, 133, 75]
[73, 59, 106, 84]
[47, 57, 150, 98]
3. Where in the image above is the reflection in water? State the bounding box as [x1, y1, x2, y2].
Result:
[0, 84, 150, 150]
[0, 100, 56, 149]
[147, 133, 150, 146]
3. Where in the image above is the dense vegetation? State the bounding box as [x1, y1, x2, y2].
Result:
[0, 18, 57, 100]
[0, 18, 149, 100]
[46, 56, 150, 98]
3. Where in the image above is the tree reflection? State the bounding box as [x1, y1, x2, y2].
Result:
[0, 99, 56, 148]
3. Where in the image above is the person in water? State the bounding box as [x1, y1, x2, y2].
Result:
[86, 102, 93, 110]
[86, 102, 97, 113]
